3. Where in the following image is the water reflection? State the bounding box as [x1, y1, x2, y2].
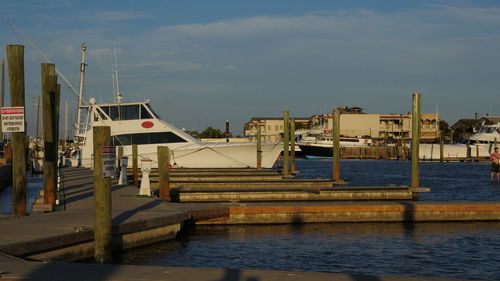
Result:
[115, 222, 500, 280]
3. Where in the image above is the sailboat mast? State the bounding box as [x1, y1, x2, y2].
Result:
[35, 94, 40, 139]
[76, 43, 87, 135]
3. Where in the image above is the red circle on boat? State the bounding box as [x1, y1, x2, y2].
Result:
[141, 121, 154, 128]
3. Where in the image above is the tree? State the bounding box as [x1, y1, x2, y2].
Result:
[199, 127, 225, 138]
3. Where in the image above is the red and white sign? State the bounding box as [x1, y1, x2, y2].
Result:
[1, 106, 25, 133]
[101, 146, 117, 177]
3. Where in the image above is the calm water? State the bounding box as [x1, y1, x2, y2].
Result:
[3, 160, 500, 279]
[114, 160, 500, 280]
[0, 175, 43, 215]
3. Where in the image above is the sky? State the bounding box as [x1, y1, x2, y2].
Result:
[0, 0, 499, 136]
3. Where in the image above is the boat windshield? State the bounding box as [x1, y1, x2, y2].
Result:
[100, 104, 154, 120]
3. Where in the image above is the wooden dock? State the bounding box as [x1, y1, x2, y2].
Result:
[0, 167, 498, 265]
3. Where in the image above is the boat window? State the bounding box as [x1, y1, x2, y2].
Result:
[113, 134, 131, 145]
[140, 105, 153, 119]
[121, 105, 140, 120]
[145, 104, 160, 119]
[109, 106, 119, 120]
[132, 133, 149, 144]
[101, 106, 110, 118]
[112, 132, 188, 146]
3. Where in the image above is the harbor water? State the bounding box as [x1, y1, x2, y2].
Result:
[114, 159, 500, 280]
[1, 159, 500, 279]
[0, 175, 43, 215]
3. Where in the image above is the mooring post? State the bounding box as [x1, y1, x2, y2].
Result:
[55, 84, 60, 150]
[158, 146, 170, 200]
[0, 58, 5, 140]
[290, 119, 297, 174]
[411, 93, 422, 188]
[132, 144, 138, 186]
[439, 136, 444, 162]
[93, 126, 112, 264]
[332, 109, 341, 181]
[256, 124, 262, 169]
[283, 111, 290, 176]
[41, 63, 57, 205]
[117, 146, 123, 171]
[7, 45, 26, 216]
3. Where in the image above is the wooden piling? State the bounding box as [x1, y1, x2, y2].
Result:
[256, 124, 262, 169]
[55, 84, 60, 150]
[157, 146, 170, 200]
[132, 144, 138, 186]
[282, 111, 290, 176]
[290, 119, 297, 173]
[7, 45, 26, 216]
[411, 93, 421, 188]
[41, 63, 57, 205]
[332, 109, 341, 181]
[0, 58, 5, 140]
[93, 126, 112, 264]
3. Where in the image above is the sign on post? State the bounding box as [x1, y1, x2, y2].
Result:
[102, 146, 116, 177]
[1, 107, 25, 133]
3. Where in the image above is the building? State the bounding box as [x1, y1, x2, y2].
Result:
[244, 117, 310, 142]
[309, 112, 440, 142]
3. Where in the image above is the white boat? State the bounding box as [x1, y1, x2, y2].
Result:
[417, 122, 499, 160]
[77, 99, 282, 168]
[297, 132, 372, 158]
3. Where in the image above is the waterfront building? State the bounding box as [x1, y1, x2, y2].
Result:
[244, 107, 440, 143]
[244, 117, 309, 142]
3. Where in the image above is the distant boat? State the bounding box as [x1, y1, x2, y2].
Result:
[418, 122, 499, 160]
[297, 133, 372, 158]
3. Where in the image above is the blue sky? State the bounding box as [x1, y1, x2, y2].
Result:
[1, 0, 499, 135]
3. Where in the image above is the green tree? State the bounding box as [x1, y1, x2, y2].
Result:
[199, 127, 225, 138]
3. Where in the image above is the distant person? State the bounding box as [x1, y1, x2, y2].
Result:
[491, 147, 500, 181]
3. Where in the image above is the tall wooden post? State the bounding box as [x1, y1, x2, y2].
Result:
[282, 111, 290, 176]
[132, 144, 138, 186]
[411, 93, 422, 188]
[42, 63, 57, 205]
[290, 119, 297, 173]
[157, 146, 170, 200]
[332, 109, 341, 181]
[93, 126, 112, 264]
[7, 45, 26, 216]
[55, 84, 60, 150]
[0, 58, 5, 140]
[256, 124, 262, 169]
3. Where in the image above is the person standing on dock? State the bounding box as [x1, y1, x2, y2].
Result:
[491, 147, 500, 181]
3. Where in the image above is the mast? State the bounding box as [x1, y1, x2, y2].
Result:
[113, 49, 122, 103]
[64, 99, 69, 141]
[34, 94, 40, 140]
[76, 43, 87, 136]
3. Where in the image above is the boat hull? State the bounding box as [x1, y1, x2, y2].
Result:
[82, 142, 282, 169]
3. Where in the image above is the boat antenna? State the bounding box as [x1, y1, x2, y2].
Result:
[113, 49, 122, 103]
[9, 21, 87, 105]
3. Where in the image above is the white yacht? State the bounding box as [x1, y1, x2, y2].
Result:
[418, 122, 499, 160]
[297, 132, 372, 158]
[77, 98, 282, 168]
